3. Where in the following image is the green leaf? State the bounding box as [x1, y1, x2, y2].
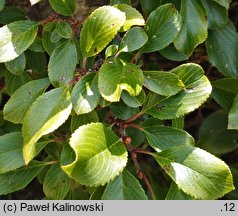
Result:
[201, 0, 228, 29]
[153, 146, 234, 199]
[174, 0, 208, 56]
[62, 123, 128, 186]
[22, 87, 72, 164]
[102, 169, 147, 200]
[50, 29, 62, 43]
[141, 92, 163, 113]
[114, 4, 145, 32]
[205, 21, 238, 77]
[146, 64, 212, 119]
[0, 0, 5, 12]
[5, 71, 32, 95]
[80, 6, 126, 57]
[198, 110, 238, 154]
[3, 78, 50, 124]
[42, 29, 66, 55]
[110, 0, 131, 5]
[110, 101, 139, 120]
[98, 59, 144, 102]
[70, 110, 99, 133]
[28, 38, 45, 52]
[49, 0, 76, 16]
[212, 0, 232, 9]
[228, 95, 238, 130]
[139, 0, 161, 17]
[0, 161, 48, 195]
[105, 45, 118, 58]
[0, 6, 26, 24]
[43, 163, 72, 200]
[212, 78, 238, 94]
[48, 40, 77, 87]
[0, 132, 24, 174]
[5, 52, 26, 75]
[71, 73, 100, 115]
[143, 125, 194, 152]
[56, 21, 73, 39]
[29, 0, 42, 6]
[143, 71, 184, 96]
[166, 182, 194, 200]
[159, 44, 189, 62]
[172, 117, 184, 129]
[119, 27, 148, 53]
[141, 3, 182, 53]
[25, 50, 47, 79]
[0, 20, 38, 63]
[212, 78, 238, 110]
[121, 90, 146, 108]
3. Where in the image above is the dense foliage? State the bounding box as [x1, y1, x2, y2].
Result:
[0, 0, 237, 200]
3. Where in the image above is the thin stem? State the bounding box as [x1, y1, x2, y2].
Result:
[133, 148, 152, 156]
[126, 144, 156, 200]
[129, 123, 143, 131]
[131, 52, 141, 64]
[114, 51, 121, 59]
[125, 112, 143, 123]
[82, 57, 87, 72]
[142, 174, 156, 200]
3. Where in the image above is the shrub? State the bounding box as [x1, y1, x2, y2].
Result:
[0, 0, 237, 200]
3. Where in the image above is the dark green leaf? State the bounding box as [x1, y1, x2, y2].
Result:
[22, 87, 72, 164]
[198, 110, 238, 154]
[56, 21, 72, 39]
[102, 169, 147, 200]
[50, 29, 62, 43]
[174, 0, 208, 56]
[110, 100, 139, 120]
[0, 161, 48, 195]
[70, 110, 99, 133]
[62, 123, 128, 186]
[48, 40, 77, 87]
[0, 6, 26, 24]
[49, 0, 76, 16]
[0, 0, 5, 12]
[98, 59, 144, 102]
[201, 0, 228, 29]
[4, 78, 50, 124]
[71, 73, 100, 115]
[121, 90, 146, 108]
[143, 125, 194, 152]
[159, 44, 189, 62]
[153, 146, 234, 199]
[28, 38, 45, 52]
[5, 71, 32, 96]
[143, 71, 184, 96]
[43, 163, 72, 200]
[119, 27, 148, 53]
[205, 21, 238, 77]
[141, 3, 181, 53]
[0, 20, 38, 63]
[5, 53, 26, 75]
[80, 6, 126, 57]
[0, 132, 24, 174]
[212, 0, 232, 9]
[110, 0, 131, 5]
[166, 182, 194, 200]
[139, 0, 161, 17]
